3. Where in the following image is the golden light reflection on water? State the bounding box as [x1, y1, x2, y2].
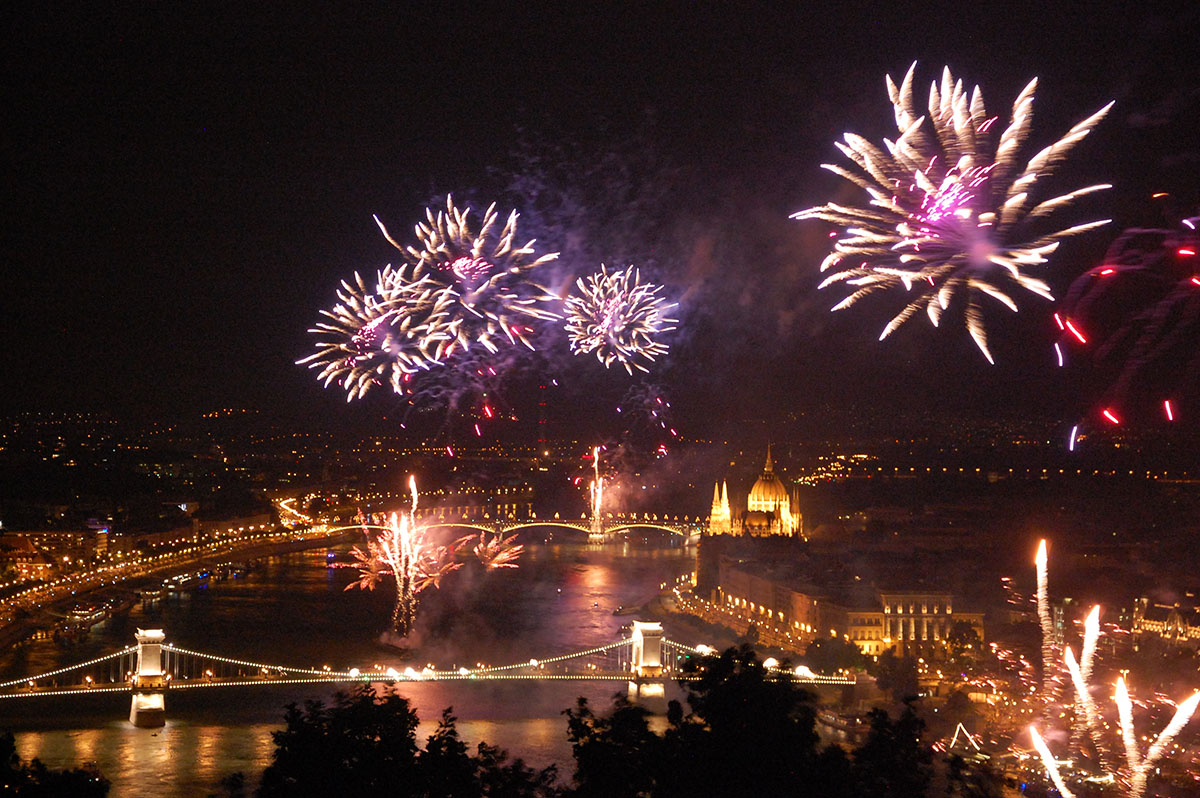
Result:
[7, 543, 696, 796]
[15, 722, 281, 798]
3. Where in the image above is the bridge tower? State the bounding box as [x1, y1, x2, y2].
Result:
[129, 628, 167, 727]
[588, 512, 607, 543]
[630, 621, 663, 677]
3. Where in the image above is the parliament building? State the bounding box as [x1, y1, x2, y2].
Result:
[709, 446, 801, 538]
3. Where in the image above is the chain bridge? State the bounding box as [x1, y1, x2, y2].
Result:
[0, 623, 853, 726]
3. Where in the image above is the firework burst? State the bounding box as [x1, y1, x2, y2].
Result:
[564, 265, 678, 374]
[341, 477, 524, 637]
[793, 63, 1113, 363]
[297, 270, 458, 401]
[374, 196, 561, 361]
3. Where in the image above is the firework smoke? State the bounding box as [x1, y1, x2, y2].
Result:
[1056, 214, 1200, 423]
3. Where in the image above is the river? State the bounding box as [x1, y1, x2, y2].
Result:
[0, 534, 696, 797]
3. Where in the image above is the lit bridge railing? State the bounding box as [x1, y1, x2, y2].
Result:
[0, 632, 853, 701]
[0, 646, 139, 698]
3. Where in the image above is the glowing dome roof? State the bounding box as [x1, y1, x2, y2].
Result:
[748, 446, 789, 506]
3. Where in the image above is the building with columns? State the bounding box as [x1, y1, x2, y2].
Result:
[713, 557, 983, 659]
[877, 591, 983, 657]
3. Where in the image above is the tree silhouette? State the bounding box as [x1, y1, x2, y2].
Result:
[256, 685, 556, 797]
[564, 695, 661, 797]
[945, 753, 1006, 798]
[804, 636, 868, 673]
[872, 648, 921, 702]
[565, 644, 842, 797]
[0, 732, 109, 797]
[852, 701, 932, 798]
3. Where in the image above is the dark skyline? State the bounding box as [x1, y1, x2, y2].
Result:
[6, 3, 1198, 441]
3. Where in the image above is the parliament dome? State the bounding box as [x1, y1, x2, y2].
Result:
[749, 473, 789, 506]
[748, 446, 789, 508]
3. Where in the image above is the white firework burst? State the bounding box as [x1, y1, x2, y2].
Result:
[793, 63, 1113, 363]
[373, 195, 560, 361]
[296, 270, 456, 401]
[564, 265, 678, 374]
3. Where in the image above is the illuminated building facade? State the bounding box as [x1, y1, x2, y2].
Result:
[708, 446, 801, 538]
[879, 591, 983, 658]
[1132, 597, 1200, 649]
[714, 558, 983, 659]
[0, 535, 55, 578]
[708, 482, 732, 535]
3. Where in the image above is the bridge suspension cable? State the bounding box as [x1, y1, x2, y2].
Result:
[0, 646, 137, 690]
[161, 645, 346, 678]
[468, 638, 634, 675]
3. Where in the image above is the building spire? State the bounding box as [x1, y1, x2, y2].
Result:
[709, 480, 732, 535]
[764, 444, 774, 474]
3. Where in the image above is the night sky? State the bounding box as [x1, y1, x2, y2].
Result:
[6, 3, 1199, 440]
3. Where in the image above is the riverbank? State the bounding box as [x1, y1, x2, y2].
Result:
[2, 541, 697, 798]
[0, 530, 358, 648]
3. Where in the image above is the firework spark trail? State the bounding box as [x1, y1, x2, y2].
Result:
[1072, 605, 1108, 766]
[591, 446, 604, 515]
[1081, 605, 1100, 684]
[793, 63, 1112, 363]
[1036, 540, 1056, 700]
[1131, 691, 1200, 798]
[1026, 581, 1199, 797]
[589, 446, 605, 537]
[342, 476, 523, 637]
[616, 384, 679, 440]
[1030, 726, 1076, 798]
[1057, 216, 1200, 421]
[1065, 644, 1110, 769]
[1115, 677, 1141, 776]
[564, 265, 678, 374]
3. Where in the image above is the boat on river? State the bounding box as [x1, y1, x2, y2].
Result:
[161, 569, 211, 591]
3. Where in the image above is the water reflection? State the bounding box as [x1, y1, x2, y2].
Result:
[3, 540, 693, 797]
